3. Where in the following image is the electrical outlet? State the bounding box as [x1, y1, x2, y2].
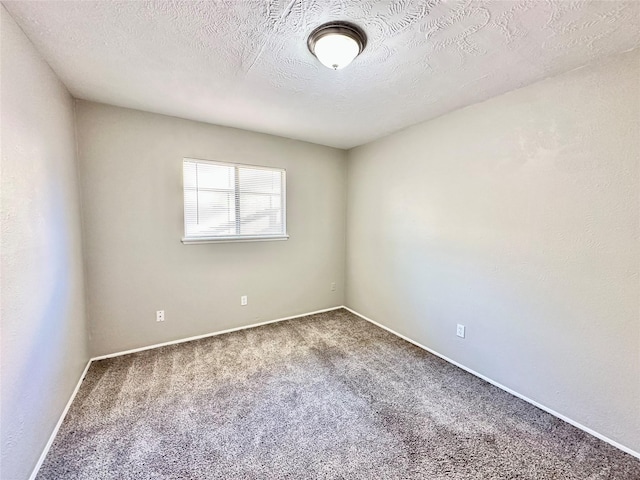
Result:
[156, 310, 165, 322]
[456, 324, 465, 338]
[241, 295, 248, 306]
[330, 282, 336, 291]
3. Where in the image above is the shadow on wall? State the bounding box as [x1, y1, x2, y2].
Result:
[2, 188, 78, 472]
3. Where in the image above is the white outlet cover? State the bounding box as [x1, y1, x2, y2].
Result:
[456, 324, 465, 338]
[156, 310, 165, 322]
[241, 296, 248, 306]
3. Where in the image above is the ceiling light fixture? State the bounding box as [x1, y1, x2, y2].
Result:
[307, 21, 367, 70]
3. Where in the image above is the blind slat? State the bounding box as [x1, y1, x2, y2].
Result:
[183, 159, 286, 239]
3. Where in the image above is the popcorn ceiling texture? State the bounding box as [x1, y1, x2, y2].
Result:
[4, 0, 639, 148]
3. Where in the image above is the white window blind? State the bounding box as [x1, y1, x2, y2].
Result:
[182, 158, 287, 243]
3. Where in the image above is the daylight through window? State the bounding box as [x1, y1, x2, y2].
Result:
[182, 158, 287, 243]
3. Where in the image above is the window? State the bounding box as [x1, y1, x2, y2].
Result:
[182, 158, 287, 243]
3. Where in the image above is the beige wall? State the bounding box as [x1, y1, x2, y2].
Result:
[0, 6, 89, 479]
[346, 49, 640, 453]
[75, 101, 347, 356]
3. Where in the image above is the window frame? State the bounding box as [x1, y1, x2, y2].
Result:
[181, 157, 288, 244]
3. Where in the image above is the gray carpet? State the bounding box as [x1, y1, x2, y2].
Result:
[37, 309, 640, 479]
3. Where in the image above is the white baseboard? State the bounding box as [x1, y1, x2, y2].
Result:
[29, 359, 93, 480]
[342, 306, 640, 461]
[92, 305, 343, 361]
[30, 303, 637, 480]
[30, 305, 343, 479]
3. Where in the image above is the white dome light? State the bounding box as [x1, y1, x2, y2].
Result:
[314, 33, 360, 70]
[308, 22, 367, 71]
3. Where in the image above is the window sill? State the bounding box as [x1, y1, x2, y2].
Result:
[181, 235, 289, 244]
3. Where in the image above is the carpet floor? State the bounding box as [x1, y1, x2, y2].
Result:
[37, 309, 640, 479]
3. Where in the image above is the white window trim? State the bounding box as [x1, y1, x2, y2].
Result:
[181, 235, 289, 245]
[181, 158, 288, 244]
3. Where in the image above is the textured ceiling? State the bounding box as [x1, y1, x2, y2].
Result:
[4, 0, 640, 149]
